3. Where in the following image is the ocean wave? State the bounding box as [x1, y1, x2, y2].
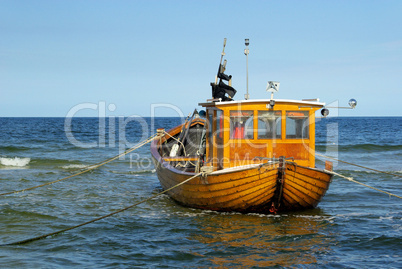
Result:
[333, 169, 402, 177]
[110, 169, 156, 175]
[338, 144, 402, 152]
[0, 157, 31, 167]
[316, 143, 402, 153]
[60, 164, 90, 169]
[0, 145, 32, 152]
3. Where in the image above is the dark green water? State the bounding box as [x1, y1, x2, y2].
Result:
[0, 117, 401, 268]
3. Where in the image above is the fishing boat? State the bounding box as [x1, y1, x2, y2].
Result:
[150, 39, 342, 214]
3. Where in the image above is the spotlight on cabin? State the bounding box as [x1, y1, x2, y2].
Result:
[348, 99, 357, 109]
[321, 108, 329, 117]
[199, 110, 206, 118]
[269, 99, 275, 109]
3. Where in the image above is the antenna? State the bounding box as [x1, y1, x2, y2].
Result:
[244, 38, 250, 100]
[215, 38, 227, 84]
[220, 38, 227, 65]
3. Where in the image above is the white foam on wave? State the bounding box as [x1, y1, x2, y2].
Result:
[350, 169, 402, 174]
[0, 157, 31, 167]
[379, 216, 393, 221]
[61, 164, 88, 169]
[109, 169, 156, 175]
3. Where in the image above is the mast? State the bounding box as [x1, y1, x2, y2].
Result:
[244, 38, 250, 100]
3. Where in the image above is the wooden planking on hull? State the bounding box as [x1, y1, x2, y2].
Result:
[282, 186, 313, 208]
[173, 182, 276, 212]
[159, 166, 278, 193]
[281, 163, 333, 209]
[287, 164, 332, 196]
[158, 172, 272, 195]
[158, 170, 277, 210]
[191, 180, 276, 211]
[154, 162, 278, 211]
[283, 181, 320, 207]
[284, 176, 325, 202]
[287, 164, 332, 183]
[285, 173, 330, 198]
[286, 169, 332, 191]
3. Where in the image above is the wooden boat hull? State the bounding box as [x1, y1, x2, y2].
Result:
[151, 157, 278, 212]
[281, 163, 332, 210]
[150, 123, 333, 213]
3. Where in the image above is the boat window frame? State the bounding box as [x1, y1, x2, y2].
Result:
[285, 110, 310, 139]
[229, 110, 254, 140]
[257, 110, 282, 140]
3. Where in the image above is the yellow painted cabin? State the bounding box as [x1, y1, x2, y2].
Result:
[199, 99, 325, 171]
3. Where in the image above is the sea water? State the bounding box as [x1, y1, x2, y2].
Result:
[0, 117, 401, 268]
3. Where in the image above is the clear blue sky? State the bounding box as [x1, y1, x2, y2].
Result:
[1, 0, 401, 117]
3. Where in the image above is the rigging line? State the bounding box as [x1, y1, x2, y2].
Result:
[1, 172, 204, 246]
[316, 153, 402, 178]
[0, 134, 158, 197]
[71, 131, 160, 172]
[79, 133, 158, 169]
[329, 170, 402, 199]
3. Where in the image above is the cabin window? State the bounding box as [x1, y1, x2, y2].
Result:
[230, 111, 254, 139]
[286, 111, 309, 139]
[258, 111, 281, 139]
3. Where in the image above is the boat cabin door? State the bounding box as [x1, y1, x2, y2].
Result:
[206, 109, 224, 170]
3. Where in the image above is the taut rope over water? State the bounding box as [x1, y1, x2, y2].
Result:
[328, 170, 402, 199]
[1, 172, 205, 246]
[317, 153, 401, 199]
[0, 134, 159, 196]
[317, 153, 402, 178]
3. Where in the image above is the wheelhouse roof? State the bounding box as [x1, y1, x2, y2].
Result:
[199, 99, 326, 108]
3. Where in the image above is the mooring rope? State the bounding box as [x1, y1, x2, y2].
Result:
[316, 153, 402, 178]
[328, 170, 402, 199]
[0, 134, 159, 196]
[1, 172, 204, 246]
